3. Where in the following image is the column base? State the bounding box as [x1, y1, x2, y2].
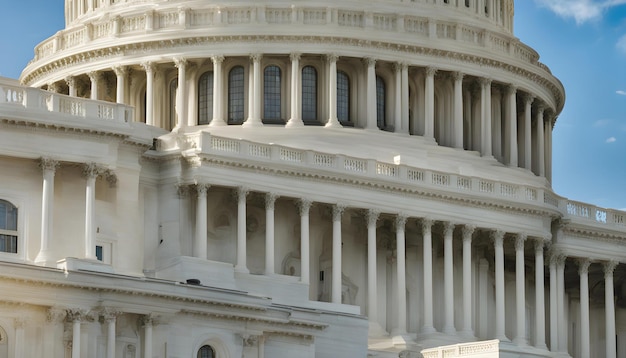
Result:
[325, 119, 342, 129]
[420, 325, 437, 335]
[242, 120, 263, 128]
[513, 337, 527, 346]
[209, 119, 227, 126]
[235, 265, 250, 274]
[35, 250, 55, 267]
[285, 119, 304, 128]
[391, 333, 416, 349]
[442, 326, 457, 335]
[368, 321, 388, 338]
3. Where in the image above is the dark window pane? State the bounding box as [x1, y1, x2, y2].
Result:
[96, 245, 103, 261]
[302, 66, 317, 122]
[197, 345, 215, 358]
[263, 66, 281, 120]
[228, 66, 245, 124]
[337, 71, 350, 123]
[198, 72, 214, 125]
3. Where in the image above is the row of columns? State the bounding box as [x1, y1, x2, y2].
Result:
[35, 158, 116, 265]
[56, 55, 553, 177]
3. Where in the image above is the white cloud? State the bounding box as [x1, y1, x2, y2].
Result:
[617, 90, 626, 96]
[535, 0, 626, 24]
[606, 136, 617, 143]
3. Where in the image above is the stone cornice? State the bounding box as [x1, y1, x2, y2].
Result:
[196, 154, 561, 220]
[22, 34, 563, 113]
[561, 224, 626, 244]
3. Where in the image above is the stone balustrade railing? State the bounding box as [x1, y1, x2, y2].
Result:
[421, 339, 500, 357]
[35, 3, 533, 69]
[0, 79, 133, 124]
[199, 132, 563, 210]
[566, 200, 626, 226]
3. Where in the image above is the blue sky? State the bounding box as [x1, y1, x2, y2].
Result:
[1, 1, 626, 209]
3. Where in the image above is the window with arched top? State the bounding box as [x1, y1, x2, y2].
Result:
[263, 65, 281, 121]
[198, 71, 214, 125]
[228, 66, 245, 124]
[0, 200, 17, 253]
[337, 70, 350, 123]
[376, 76, 386, 129]
[302, 66, 317, 123]
[197, 345, 215, 358]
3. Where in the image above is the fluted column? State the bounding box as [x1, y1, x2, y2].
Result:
[65, 76, 77, 97]
[556, 254, 566, 352]
[443, 222, 456, 334]
[492, 230, 507, 341]
[514, 234, 527, 345]
[579, 259, 591, 358]
[549, 252, 558, 352]
[453, 72, 464, 149]
[244, 54, 263, 127]
[174, 58, 188, 128]
[394, 63, 403, 132]
[141, 62, 155, 126]
[36, 158, 60, 265]
[332, 204, 345, 304]
[536, 106, 546, 177]
[400, 63, 409, 134]
[424, 67, 437, 138]
[298, 199, 312, 284]
[462, 225, 475, 335]
[14, 318, 25, 358]
[88, 71, 100, 100]
[236, 187, 249, 273]
[326, 54, 341, 128]
[265, 193, 278, 275]
[365, 58, 377, 130]
[194, 184, 209, 259]
[422, 218, 436, 333]
[480, 78, 492, 157]
[286, 53, 303, 127]
[395, 214, 408, 334]
[604, 261, 618, 358]
[102, 309, 120, 358]
[534, 239, 547, 350]
[506, 85, 518, 167]
[523, 95, 534, 170]
[141, 315, 154, 358]
[210, 55, 226, 126]
[367, 210, 380, 322]
[113, 66, 127, 104]
[546, 115, 553, 182]
[67, 310, 83, 358]
[83, 163, 102, 260]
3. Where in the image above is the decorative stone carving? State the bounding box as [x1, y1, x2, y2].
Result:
[515, 233, 527, 251]
[47, 307, 67, 324]
[296, 198, 312, 216]
[265, 193, 278, 210]
[604, 260, 619, 279]
[332, 204, 345, 222]
[38, 157, 60, 172]
[82, 162, 106, 179]
[462, 224, 475, 242]
[578, 259, 591, 275]
[491, 230, 505, 246]
[395, 214, 407, 230]
[366, 209, 379, 227]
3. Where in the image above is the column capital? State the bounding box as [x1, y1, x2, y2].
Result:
[265, 192, 279, 210]
[195, 183, 210, 196]
[452, 71, 464, 82]
[366, 209, 380, 227]
[395, 214, 408, 230]
[290, 52, 301, 61]
[65, 308, 87, 323]
[176, 183, 191, 198]
[506, 84, 517, 95]
[141, 61, 155, 73]
[393, 62, 408, 72]
[112, 65, 128, 77]
[211, 55, 225, 65]
[421, 217, 434, 231]
[578, 259, 591, 275]
[235, 186, 249, 201]
[515, 233, 527, 251]
[443, 221, 455, 237]
[87, 71, 101, 82]
[362, 57, 376, 67]
[326, 53, 339, 63]
[462, 224, 475, 242]
[536, 103, 546, 114]
[140, 313, 156, 327]
[46, 306, 67, 324]
[478, 77, 492, 87]
[297, 198, 312, 216]
[332, 204, 345, 221]
[14, 317, 27, 329]
[242, 334, 261, 347]
[173, 57, 188, 69]
[523, 93, 535, 106]
[425, 66, 438, 77]
[491, 230, 505, 246]
[604, 260, 619, 278]
[549, 250, 566, 266]
[250, 53, 263, 62]
[100, 307, 123, 322]
[534, 238, 548, 252]
[38, 157, 60, 173]
[64, 76, 77, 87]
[82, 162, 106, 179]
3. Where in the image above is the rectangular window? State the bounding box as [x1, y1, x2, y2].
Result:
[96, 245, 103, 261]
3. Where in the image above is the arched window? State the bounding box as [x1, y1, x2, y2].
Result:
[197, 345, 215, 358]
[337, 70, 350, 123]
[263, 65, 281, 121]
[376, 76, 386, 129]
[0, 200, 18, 254]
[198, 71, 214, 125]
[302, 66, 317, 123]
[228, 66, 245, 124]
[169, 79, 178, 129]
